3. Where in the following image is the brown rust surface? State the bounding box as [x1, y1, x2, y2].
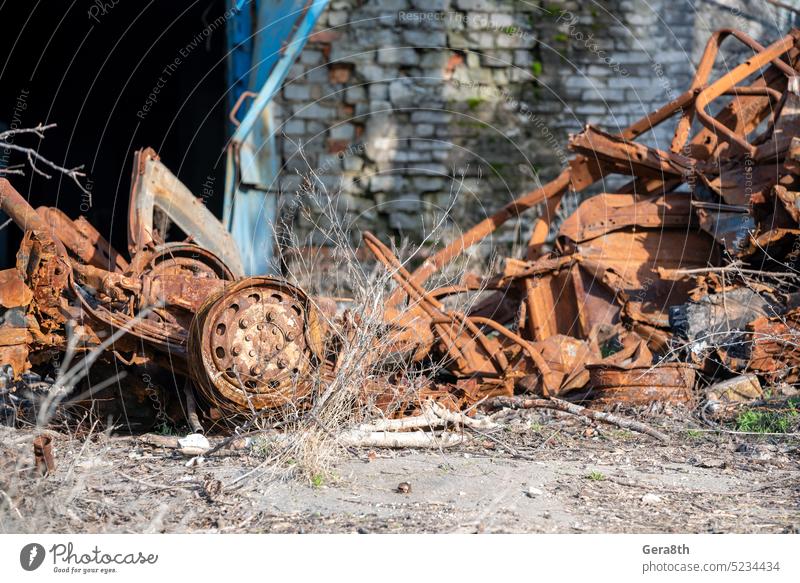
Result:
[7, 27, 800, 423]
[587, 364, 696, 407]
[189, 277, 326, 413]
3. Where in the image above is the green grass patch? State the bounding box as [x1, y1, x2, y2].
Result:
[545, 3, 562, 15]
[735, 404, 797, 433]
[586, 471, 606, 481]
[466, 96, 485, 110]
[154, 421, 177, 436]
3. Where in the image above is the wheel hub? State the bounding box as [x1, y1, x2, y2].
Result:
[189, 277, 325, 413]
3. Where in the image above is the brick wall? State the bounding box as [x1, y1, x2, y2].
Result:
[273, 0, 797, 259]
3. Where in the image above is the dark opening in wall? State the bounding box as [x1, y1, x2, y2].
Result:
[0, 0, 229, 267]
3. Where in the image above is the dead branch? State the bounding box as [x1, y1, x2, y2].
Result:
[137, 433, 180, 449]
[336, 430, 467, 448]
[0, 123, 90, 196]
[114, 470, 194, 492]
[487, 396, 670, 442]
[664, 263, 800, 280]
[335, 401, 492, 448]
[691, 427, 800, 437]
[357, 401, 496, 432]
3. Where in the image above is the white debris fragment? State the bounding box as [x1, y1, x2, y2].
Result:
[641, 493, 662, 504]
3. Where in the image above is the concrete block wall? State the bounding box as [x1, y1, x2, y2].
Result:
[272, 0, 797, 258]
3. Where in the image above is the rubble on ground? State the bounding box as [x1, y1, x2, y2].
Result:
[2, 27, 800, 438]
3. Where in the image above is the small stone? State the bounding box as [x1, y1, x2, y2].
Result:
[185, 455, 205, 468]
[178, 433, 210, 450]
[396, 481, 412, 494]
[641, 493, 662, 504]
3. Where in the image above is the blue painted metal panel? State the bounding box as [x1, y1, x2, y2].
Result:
[226, 0, 254, 116]
[224, 0, 330, 275]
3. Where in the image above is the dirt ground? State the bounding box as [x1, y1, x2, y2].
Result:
[1, 409, 798, 534]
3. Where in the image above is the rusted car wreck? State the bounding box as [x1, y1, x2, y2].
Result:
[3, 27, 800, 433]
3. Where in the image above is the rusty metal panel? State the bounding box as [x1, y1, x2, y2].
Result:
[559, 193, 698, 244]
[38, 206, 128, 272]
[129, 148, 244, 277]
[6, 26, 800, 425]
[0, 269, 33, 309]
[748, 311, 800, 384]
[587, 364, 696, 407]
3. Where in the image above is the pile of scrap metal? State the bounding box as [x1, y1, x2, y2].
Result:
[2, 27, 800, 433]
[0, 148, 327, 431]
[361, 27, 800, 415]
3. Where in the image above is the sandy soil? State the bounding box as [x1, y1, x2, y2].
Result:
[1, 409, 798, 533]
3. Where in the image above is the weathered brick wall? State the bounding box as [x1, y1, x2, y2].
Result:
[274, 0, 797, 258]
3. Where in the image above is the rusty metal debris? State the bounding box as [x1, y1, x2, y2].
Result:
[361, 26, 800, 413]
[188, 276, 326, 414]
[32, 434, 55, 475]
[3, 27, 800, 433]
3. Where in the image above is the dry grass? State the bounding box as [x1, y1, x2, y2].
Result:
[0, 149, 500, 530]
[253, 156, 495, 484]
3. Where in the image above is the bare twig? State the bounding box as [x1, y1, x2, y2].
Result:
[337, 430, 467, 448]
[691, 427, 800, 437]
[114, 470, 194, 492]
[487, 396, 670, 442]
[0, 123, 91, 197]
[664, 263, 800, 280]
[607, 474, 797, 496]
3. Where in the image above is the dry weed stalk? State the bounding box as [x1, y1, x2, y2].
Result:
[0, 311, 155, 532]
[244, 150, 496, 483]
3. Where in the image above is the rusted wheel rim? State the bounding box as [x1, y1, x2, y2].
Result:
[138, 243, 234, 280]
[189, 277, 325, 412]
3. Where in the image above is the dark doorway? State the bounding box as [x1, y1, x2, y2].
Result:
[0, 0, 229, 266]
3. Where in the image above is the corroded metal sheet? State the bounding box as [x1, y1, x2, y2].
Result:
[6, 25, 800, 423]
[587, 364, 696, 407]
[129, 148, 244, 277]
